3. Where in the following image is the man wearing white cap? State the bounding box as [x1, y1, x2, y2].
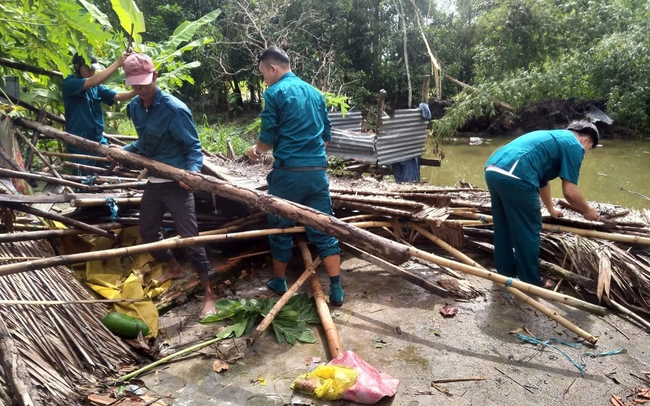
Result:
[112, 53, 217, 318]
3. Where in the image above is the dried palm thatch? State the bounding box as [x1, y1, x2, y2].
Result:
[0, 239, 139, 405]
[540, 233, 650, 327]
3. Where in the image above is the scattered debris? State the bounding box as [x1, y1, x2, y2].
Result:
[440, 304, 458, 318]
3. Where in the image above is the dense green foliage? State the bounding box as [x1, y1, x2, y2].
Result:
[1, 0, 649, 140]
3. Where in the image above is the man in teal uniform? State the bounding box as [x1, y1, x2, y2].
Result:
[62, 52, 135, 170]
[247, 46, 344, 306]
[484, 120, 601, 288]
[110, 53, 217, 318]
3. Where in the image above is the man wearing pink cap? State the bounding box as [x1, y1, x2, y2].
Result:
[112, 53, 217, 317]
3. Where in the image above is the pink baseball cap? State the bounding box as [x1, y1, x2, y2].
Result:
[124, 53, 155, 86]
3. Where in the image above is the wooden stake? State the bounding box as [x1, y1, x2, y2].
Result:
[408, 222, 600, 344]
[246, 255, 321, 347]
[298, 242, 343, 358]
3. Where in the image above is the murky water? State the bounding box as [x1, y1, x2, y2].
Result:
[421, 137, 650, 210]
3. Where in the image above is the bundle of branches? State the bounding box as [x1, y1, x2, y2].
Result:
[0, 240, 139, 405]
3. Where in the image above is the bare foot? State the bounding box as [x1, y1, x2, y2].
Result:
[200, 293, 218, 319]
[542, 278, 557, 290]
[157, 270, 186, 284]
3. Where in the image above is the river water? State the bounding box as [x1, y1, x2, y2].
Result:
[421, 138, 650, 210]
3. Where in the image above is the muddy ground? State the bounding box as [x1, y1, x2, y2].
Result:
[129, 248, 650, 406]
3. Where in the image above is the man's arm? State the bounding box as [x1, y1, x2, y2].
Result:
[168, 110, 203, 172]
[113, 90, 137, 102]
[562, 179, 600, 221]
[539, 184, 563, 219]
[82, 52, 130, 90]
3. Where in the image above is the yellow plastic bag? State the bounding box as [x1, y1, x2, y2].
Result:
[291, 365, 358, 400]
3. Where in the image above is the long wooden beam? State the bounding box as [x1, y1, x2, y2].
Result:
[15, 117, 411, 264]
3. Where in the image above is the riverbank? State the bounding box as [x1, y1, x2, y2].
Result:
[423, 138, 650, 210]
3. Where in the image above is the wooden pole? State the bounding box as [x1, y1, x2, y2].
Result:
[4, 203, 116, 241]
[0, 167, 87, 190]
[299, 242, 343, 358]
[0, 57, 63, 78]
[25, 109, 46, 171]
[0, 145, 25, 173]
[4, 94, 64, 125]
[41, 151, 110, 162]
[62, 161, 139, 178]
[377, 90, 387, 129]
[409, 222, 599, 344]
[14, 130, 75, 194]
[342, 242, 449, 298]
[14, 117, 411, 265]
[0, 313, 41, 406]
[246, 256, 322, 347]
[456, 212, 650, 246]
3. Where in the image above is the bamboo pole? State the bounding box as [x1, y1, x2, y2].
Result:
[87, 181, 146, 191]
[13, 130, 74, 194]
[407, 244, 606, 317]
[119, 336, 223, 381]
[409, 222, 599, 344]
[4, 203, 116, 241]
[70, 197, 142, 207]
[41, 151, 110, 162]
[246, 256, 322, 347]
[15, 116, 411, 265]
[62, 161, 138, 177]
[0, 167, 88, 190]
[0, 145, 26, 172]
[341, 242, 449, 298]
[299, 242, 342, 358]
[455, 212, 650, 246]
[4, 94, 64, 125]
[0, 223, 123, 243]
[0, 299, 146, 306]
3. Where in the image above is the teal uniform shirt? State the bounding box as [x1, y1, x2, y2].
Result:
[124, 88, 203, 172]
[486, 130, 584, 188]
[259, 72, 331, 168]
[62, 75, 116, 144]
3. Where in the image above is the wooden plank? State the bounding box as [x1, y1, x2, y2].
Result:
[419, 158, 441, 167]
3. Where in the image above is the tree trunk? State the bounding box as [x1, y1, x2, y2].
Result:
[398, 0, 412, 108]
[14, 118, 411, 264]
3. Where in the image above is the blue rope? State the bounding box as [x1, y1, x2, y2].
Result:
[105, 197, 118, 222]
[81, 175, 97, 186]
[478, 214, 487, 224]
[518, 335, 628, 377]
[518, 334, 586, 376]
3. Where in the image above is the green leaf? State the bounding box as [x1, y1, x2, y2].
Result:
[78, 0, 112, 28]
[110, 0, 145, 45]
[271, 319, 317, 345]
[166, 8, 221, 50]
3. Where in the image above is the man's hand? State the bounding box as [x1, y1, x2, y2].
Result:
[117, 52, 132, 67]
[180, 181, 191, 190]
[106, 144, 121, 163]
[583, 207, 600, 221]
[247, 145, 261, 162]
[549, 208, 564, 219]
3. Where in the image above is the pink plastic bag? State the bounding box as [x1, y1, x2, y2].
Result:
[328, 350, 400, 404]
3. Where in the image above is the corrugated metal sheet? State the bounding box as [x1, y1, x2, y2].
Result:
[327, 109, 428, 166]
[376, 109, 429, 165]
[327, 129, 376, 162]
[329, 111, 363, 131]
